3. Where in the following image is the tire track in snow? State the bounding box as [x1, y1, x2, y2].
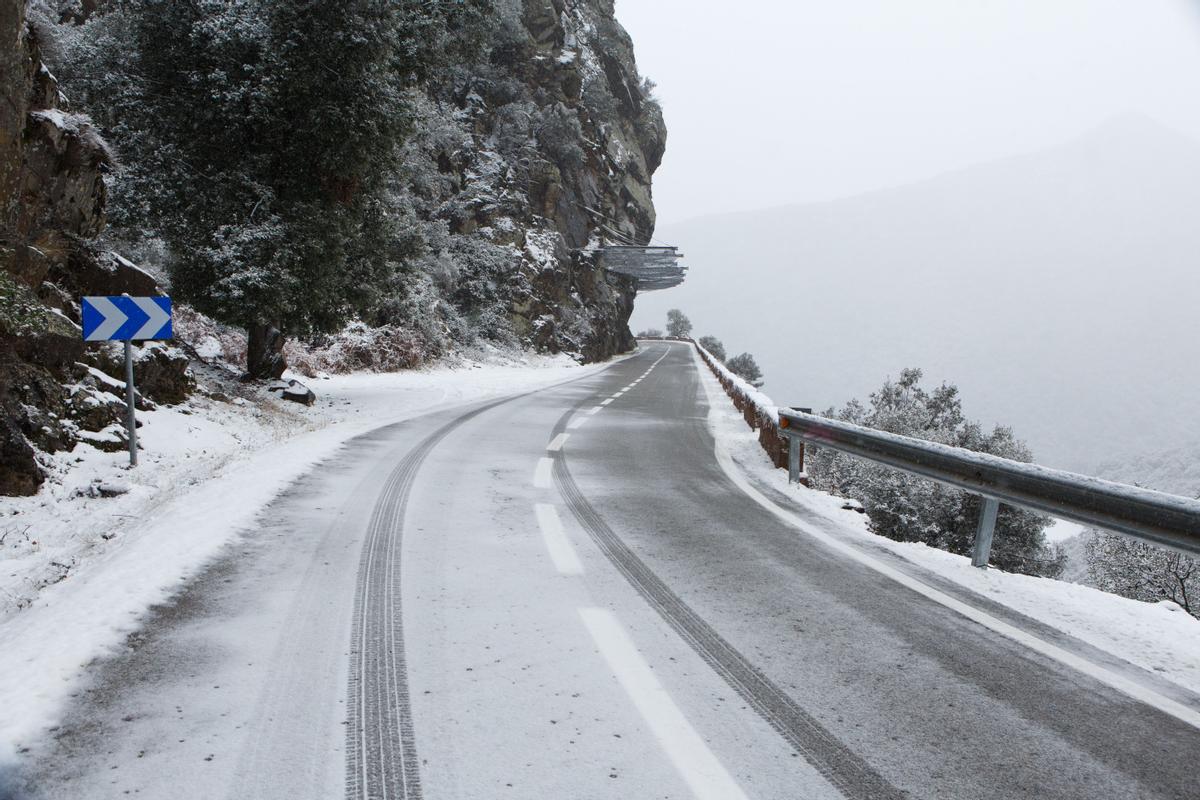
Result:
[551, 405, 905, 800]
[345, 413, 465, 800]
[345, 349, 659, 800]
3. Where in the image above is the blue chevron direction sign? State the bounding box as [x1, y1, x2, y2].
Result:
[82, 296, 173, 342]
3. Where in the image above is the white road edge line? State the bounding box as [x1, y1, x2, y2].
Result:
[689, 347, 1200, 732]
[578, 608, 750, 800]
[547, 433, 570, 452]
[535, 504, 584, 575]
[533, 457, 554, 489]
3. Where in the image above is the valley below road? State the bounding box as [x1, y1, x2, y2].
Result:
[6, 342, 1200, 800]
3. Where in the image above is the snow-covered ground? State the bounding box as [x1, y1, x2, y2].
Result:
[693, 348, 1200, 698]
[0, 351, 604, 760]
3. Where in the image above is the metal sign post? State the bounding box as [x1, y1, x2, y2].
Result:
[124, 339, 138, 466]
[81, 295, 173, 467]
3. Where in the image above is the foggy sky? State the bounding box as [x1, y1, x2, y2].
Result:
[616, 0, 1200, 225]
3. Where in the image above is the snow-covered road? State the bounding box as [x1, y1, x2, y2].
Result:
[7, 343, 1200, 799]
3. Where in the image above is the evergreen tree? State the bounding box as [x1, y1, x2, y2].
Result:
[665, 308, 692, 338]
[113, 0, 303, 376]
[59, 0, 493, 376]
[698, 335, 726, 362]
[237, 0, 411, 374]
[807, 368, 1064, 577]
[726, 352, 763, 387]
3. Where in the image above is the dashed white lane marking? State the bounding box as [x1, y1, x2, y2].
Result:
[579, 608, 750, 800]
[533, 457, 554, 489]
[583, 345, 669, 421]
[535, 504, 583, 575]
[690, 350, 1200, 733]
[568, 416, 590, 430]
[547, 433, 570, 452]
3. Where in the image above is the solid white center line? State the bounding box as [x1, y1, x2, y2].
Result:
[535, 504, 583, 575]
[546, 433, 570, 452]
[579, 608, 749, 800]
[533, 457, 554, 489]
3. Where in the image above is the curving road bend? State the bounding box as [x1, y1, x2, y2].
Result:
[13, 342, 1200, 799]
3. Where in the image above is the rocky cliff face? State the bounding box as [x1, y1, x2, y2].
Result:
[1, 0, 186, 495]
[399, 0, 666, 361]
[0, 0, 664, 494]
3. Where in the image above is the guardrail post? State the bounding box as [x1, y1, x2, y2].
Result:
[787, 434, 802, 483]
[971, 497, 999, 568]
[785, 408, 811, 484]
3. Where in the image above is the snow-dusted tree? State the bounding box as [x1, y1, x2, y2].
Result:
[637, 328, 663, 337]
[55, 0, 490, 376]
[807, 368, 1063, 577]
[698, 335, 726, 362]
[665, 309, 692, 338]
[108, 1, 290, 377]
[224, 0, 414, 374]
[726, 352, 764, 387]
[1084, 527, 1197, 617]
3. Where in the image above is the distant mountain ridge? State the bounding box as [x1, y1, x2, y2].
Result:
[634, 115, 1200, 471]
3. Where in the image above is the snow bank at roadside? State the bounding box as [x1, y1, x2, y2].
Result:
[0, 351, 604, 759]
[692, 347, 1200, 696]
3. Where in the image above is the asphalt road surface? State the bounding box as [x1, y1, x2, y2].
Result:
[12, 342, 1200, 799]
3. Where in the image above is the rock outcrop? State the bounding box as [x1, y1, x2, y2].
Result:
[402, 0, 666, 361]
[0, 0, 665, 495]
[0, 1, 183, 494]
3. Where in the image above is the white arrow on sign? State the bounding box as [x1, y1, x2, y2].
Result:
[131, 297, 170, 340]
[86, 296, 126, 341]
[84, 296, 171, 341]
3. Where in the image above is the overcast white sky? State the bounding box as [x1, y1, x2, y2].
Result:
[615, 0, 1200, 224]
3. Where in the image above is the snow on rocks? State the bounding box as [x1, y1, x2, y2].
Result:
[267, 378, 316, 407]
[76, 479, 131, 498]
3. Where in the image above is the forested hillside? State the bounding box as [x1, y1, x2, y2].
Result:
[1, 0, 664, 494]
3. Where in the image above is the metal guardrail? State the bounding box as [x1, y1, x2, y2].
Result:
[778, 409, 1200, 566]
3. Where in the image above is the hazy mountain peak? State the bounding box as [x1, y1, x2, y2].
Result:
[635, 112, 1200, 470]
[1074, 111, 1200, 150]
